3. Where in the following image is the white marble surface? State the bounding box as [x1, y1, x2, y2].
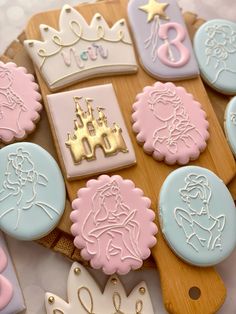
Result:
[1, 0, 236, 313]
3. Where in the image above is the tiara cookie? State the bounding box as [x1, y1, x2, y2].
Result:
[159, 166, 236, 266]
[70, 175, 157, 275]
[0, 61, 42, 143]
[128, 0, 199, 80]
[0, 142, 65, 240]
[24, 4, 138, 91]
[45, 262, 154, 314]
[132, 82, 209, 165]
[47, 84, 136, 180]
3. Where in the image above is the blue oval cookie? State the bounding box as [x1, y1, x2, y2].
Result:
[159, 166, 236, 266]
[194, 19, 236, 95]
[0, 142, 65, 240]
[224, 96, 236, 156]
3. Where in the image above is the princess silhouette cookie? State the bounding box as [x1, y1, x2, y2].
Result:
[0, 62, 42, 143]
[159, 166, 236, 266]
[0, 142, 65, 240]
[70, 175, 157, 275]
[132, 82, 209, 165]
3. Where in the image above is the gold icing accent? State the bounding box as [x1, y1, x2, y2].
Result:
[48, 296, 55, 304]
[139, 287, 146, 295]
[78, 287, 94, 314]
[65, 97, 128, 164]
[135, 300, 143, 314]
[74, 267, 81, 275]
[44, 27, 49, 31]
[139, 0, 169, 22]
[111, 277, 118, 285]
[28, 42, 34, 47]
[65, 7, 71, 13]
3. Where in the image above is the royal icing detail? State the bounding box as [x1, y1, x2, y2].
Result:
[224, 97, 236, 156]
[0, 62, 42, 143]
[0, 142, 65, 240]
[45, 262, 154, 314]
[132, 82, 209, 165]
[194, 19, 236, 95]
[24, 4, 137, 91]
[70, 175, 157, 275]
[128, 0, 199, 80]
[47, 84, 136, 180]
[159, 166, 236, 266]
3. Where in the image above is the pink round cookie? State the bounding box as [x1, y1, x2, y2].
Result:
[70, 175, 157, 275]
[0, 61, 42, 143]
[132, 82, 209, 165]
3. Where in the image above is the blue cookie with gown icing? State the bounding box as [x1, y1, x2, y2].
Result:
[224, 96, 236, 156]
[159, 166, 236, 266]
[194, 19, 236, 95]
[0, 142, 65, 240]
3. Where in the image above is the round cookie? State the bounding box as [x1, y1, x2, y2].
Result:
[0, 142, 65, 240]
[132, 82, 209, 165]
[194, 19, 236, 95]
[224, 96, 236, 156]
[70, 175, 157, 275]
[159, 166, 236, 267]
[0, 61, 42, 143]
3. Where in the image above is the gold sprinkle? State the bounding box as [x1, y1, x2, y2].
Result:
[96, 14, 101, 20]
[65, 7, 71, 13]
[111, 278, 118, 285]
[28, 42, 34, 47]
[44, 27, 49, 31]
[120, 20, 125, 26]
[74, 267, 81, 275]
[139, 287, 146, 295]
[48, 296, 55, 304]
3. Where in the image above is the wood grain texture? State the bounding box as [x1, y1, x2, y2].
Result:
[22, 2, 234, 313]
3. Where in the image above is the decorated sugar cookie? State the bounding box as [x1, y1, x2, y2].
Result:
[0, 142, 65, 240]
[194, 19, 236, 95]
[132, 82, 209, 165]
[0, 61, 42, 143]
[159, 166, 236, 266]
[70, 175, 157, 275]
[0, 232, 25, 313]
[224, 97, 236, 156]
[128, 0, 199, 80]
[45, 262, 154, 314]
[47, 84, 136, 180]
[24, 4, 137, 91]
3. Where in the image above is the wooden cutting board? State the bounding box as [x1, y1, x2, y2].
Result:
[18, 1, 236, 313]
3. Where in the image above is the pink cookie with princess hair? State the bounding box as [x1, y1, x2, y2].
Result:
[132, 82, 209, 165]
[70, 175, 157, 275]
[0, 61, 42, 143]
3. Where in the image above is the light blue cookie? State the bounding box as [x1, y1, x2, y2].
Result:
[194, 19, 236, 95]
[0, 142, 65, 240]
[159, 166, 236, 266]
[224, 96, 236, 156]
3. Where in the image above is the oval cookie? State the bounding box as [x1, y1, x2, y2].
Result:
[0, 142, 65, 240]
[0, 61, 42, 143]
[132, 82, 209, 165]
[194, 19, 236, 95]
[70, 175, 157, 275]
[224, 96, 236, 156]
[159, 166, 236, 266]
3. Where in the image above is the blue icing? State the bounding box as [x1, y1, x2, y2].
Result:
[0, 142, 65, 240]
[159, 166, 236, 266]
[194, 19, 236, 95]
[225, 96, 236, 156]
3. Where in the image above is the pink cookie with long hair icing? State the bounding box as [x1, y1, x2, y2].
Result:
[70, 175, 157, 275]
[132, 82, 209, 165]
[0, 61, 42, 143]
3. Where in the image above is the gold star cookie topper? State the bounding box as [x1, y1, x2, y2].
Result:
[139, 0, 169, 23]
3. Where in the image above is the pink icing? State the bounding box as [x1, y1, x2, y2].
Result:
[158, 22, 190, 67]
[0, 61, 42, 143]
[132, 82, 209, 165]
[70, 175, 157, 275]
[0, 247, 13, 309]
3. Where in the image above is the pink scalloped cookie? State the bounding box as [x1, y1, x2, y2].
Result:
[0, 61, 42, 143]
[132, 82, 209, 165]
[70, 175, 157, 275]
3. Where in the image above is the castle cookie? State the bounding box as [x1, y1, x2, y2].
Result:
[128, 0, 199, 80]
[194, 19, 236, 95]
[0, 62, 42, 143]
[159, 166, 236, 266]
[24, 4, 137, 91]
[47, 84, 136, 180]
[0, 142, 65, 240]
[45, 262, 154, 314]
[132, 82, 209, 165]
[70, 175, 157, 275]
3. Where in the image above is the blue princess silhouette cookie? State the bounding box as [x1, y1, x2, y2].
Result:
[159, 166, 236, 266]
